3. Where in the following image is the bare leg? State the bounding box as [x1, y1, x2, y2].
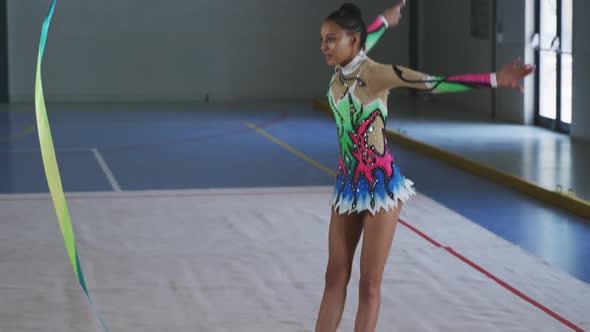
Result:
[354, 202, 402, 332]
[315, 207, 364, 332]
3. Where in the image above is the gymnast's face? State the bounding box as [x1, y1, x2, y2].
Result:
[320, 20, 360, 67]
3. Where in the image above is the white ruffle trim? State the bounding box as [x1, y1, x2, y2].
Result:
[330, 178, 416, 215]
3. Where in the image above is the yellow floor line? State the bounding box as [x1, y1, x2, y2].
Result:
[245, 122, 336, 177]
[0, 124, 36, 142]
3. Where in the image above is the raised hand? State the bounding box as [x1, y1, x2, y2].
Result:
[497, 56, 536, 93]
[382, 0, 406, 27]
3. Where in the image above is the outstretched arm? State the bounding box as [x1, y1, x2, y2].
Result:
[365, 16, 388, 53]
[365, 0, 406, 53]
[391, 65, 498, 93]
[371, 57, 536, 94]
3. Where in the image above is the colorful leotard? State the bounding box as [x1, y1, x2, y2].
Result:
[328, 16, 496, 215]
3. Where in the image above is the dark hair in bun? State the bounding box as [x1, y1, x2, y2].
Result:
[339, 3, 362, 18]
[325, 3, 367, 50]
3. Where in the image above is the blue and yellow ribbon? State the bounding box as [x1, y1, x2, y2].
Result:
[35, 1, 109, 330]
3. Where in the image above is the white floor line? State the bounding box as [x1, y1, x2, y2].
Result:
[91, 148, 122, 192]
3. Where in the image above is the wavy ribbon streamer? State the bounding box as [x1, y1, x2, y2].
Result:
[35, 1, 109, 330]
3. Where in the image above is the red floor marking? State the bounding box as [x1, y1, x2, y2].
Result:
[398, 218, 583, 332]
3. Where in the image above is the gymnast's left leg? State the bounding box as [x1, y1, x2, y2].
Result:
[354, 202, 402, 332]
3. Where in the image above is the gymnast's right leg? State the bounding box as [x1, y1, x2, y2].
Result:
[315, 207, 364, 332]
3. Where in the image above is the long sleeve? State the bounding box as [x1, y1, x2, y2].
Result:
[368, 63, 497, 94]
[365, 16, 388, 53]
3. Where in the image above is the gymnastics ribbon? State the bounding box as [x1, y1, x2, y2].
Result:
[34, 1, 109, 330]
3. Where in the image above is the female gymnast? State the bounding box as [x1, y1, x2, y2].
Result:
[315, 2, 535, 331]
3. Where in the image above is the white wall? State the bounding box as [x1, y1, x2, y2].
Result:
[8, 0, 408, 103]
[417, 0, 588, 133]
[571, 0, 590, 141]
[418, 0, 493, 116]
[495, 0, 535, 124]
[416, 0, 536, 124]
